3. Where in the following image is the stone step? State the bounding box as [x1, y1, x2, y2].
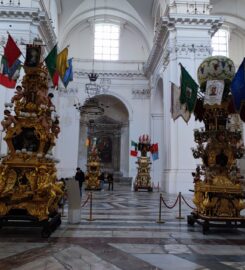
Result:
[114, 177, 132, 185]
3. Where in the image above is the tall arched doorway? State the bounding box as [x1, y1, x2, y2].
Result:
[78, 94, 129, 180]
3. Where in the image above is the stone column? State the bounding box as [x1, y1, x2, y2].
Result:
[163, 0, 222, 193]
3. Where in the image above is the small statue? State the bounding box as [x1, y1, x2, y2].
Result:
[51, 119, 60, 138]
[47, 93, 55, 109]
[1, 110, 17, 131]
[37, 115, 51, 133]
[11, 85, 25, 103]
[192, 165, 202, 183]
[36, 89, 49, 106]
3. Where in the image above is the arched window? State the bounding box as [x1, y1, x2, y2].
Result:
[94, 23, 120, 61]
[212, 29, 229, 57]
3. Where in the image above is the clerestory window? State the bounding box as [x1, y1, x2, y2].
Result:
[94, 23, 120, 61]
[212, 29, 229, 57]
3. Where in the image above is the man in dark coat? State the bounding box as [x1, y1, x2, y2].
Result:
[75, 167, 85, 196]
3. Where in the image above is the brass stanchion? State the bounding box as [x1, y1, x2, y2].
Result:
[176, 192, 184, 219]
[87, 192, 95, 221]
[156, 193, 165, 223]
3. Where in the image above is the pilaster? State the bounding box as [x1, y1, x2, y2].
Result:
[146, 0, 223, 193]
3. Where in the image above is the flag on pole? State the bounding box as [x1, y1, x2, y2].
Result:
[4, 33, 22, 68]
[0, 56, 21, 88]
[45, 45, 58, 87]
[130, 140, 138, 157]
[56, 47, 69, 79]
[179, 63, 199, 112]
[171, 82, 191, 123]
[152, 151, 159, 161]
[85, 138, 90, 147]
[231, 58, 245, 111]
[62, 58, 73, 87]
[150, 143, 159, 161]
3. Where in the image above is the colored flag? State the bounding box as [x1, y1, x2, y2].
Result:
[130, 140, 138, 156]
[45, 45, 58, 87]
[231, 58, 245, 111]
[130, 150, 138, 157]
[179, 63, 199, 112]
[131, 140, 138, 148]
[56, 47, 69, 79]
[171, 82, 191, 123]
[152, 151, 159, 161]
[62, 58, 73, 87]
[0, 56, 21, 88]
[204, 80, 224, 105]
[85, 138, 90, 147]
[4, 34, 21, 68]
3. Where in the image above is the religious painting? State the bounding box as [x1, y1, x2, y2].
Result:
[24, 45, 41, 67]
[204, 80, 224, 105]
[97, 136, 112, 163]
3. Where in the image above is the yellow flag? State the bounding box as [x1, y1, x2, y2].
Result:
[56, 47, 69, 79]
[85, 138, 90, 147]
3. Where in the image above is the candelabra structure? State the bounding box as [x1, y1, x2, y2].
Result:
[0, 43, 63, 236]
[134, 135, 152, 192]
[188, 56, 245, 233]
[85, 138, 101, 190]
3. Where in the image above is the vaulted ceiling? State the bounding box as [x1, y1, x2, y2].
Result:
[58, 0, 155, 49]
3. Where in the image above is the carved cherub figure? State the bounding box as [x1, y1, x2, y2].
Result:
[37, 115, 51, 133]
[1, 110, 17, 131]
[11, 85, 24, 103]
[36, 89, 49, 106]
[51, 118, 60, 138]
[48, 93, 55, 110]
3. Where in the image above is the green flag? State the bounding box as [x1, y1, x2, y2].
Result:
[45, 45, 57, 81]
[180, 63, 199, 112]
[131, 140, 137, 147]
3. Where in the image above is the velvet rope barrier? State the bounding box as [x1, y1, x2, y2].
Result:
[181, 194, 195, 210]
[81, 193, 91, 208]
[161, 194, 179, 209]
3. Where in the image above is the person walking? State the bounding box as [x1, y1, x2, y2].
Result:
[75, 167, 85, 196]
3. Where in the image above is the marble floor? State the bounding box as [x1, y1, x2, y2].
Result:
[0, 183, 245, 270]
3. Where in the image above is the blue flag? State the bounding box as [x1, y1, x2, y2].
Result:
[231, 58, 245, 111]
[62, 58, 73, 87]
[1, 56, 21, 79]
[152, 151, 159, 161]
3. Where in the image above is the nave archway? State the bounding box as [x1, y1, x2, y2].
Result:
[78, 94, 130, 180]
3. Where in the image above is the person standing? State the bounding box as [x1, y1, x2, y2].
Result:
[99, 172, 105, 190]
[108, 173, 114, 191]
[75, 167, 85, 196]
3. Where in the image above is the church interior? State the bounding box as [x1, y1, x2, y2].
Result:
[0, 0, 245, 269]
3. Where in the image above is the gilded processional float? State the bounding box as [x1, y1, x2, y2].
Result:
[181, 56, 245, 233]
[0, 37, 65, 237]
[134, 135, 153, 192]
[85, 138, 101, 190]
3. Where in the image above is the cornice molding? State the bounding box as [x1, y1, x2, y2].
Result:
[73, 70, 146, 80]
[0, 6, 56, 48]
[144, 13, 223, 76]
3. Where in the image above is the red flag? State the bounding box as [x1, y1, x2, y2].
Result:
[0, 73, 16, 88]
[52, 71, 59, 87]
[130, 150, 138, 157]
[150, 143, 159, 153]
[4, 34, 21, 68]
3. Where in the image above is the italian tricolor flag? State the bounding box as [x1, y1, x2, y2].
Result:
[130, 140, 138, 157]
